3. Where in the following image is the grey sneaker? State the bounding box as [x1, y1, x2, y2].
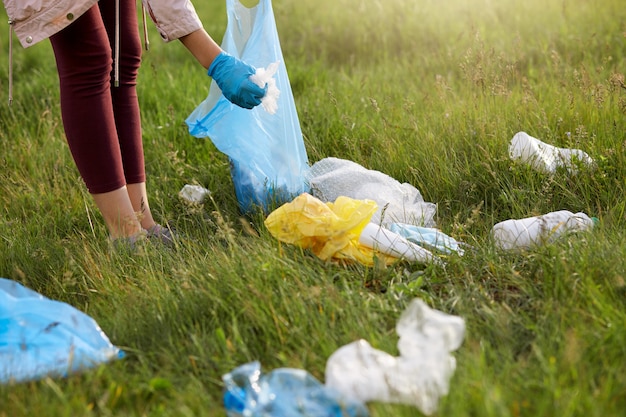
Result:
[110, 230, 147, 253]
[145, 224, 176, 247]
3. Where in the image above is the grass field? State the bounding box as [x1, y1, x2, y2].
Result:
[1, 0, 625, 416]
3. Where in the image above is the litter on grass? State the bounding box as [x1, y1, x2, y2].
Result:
[0, 278, 123, 384]
[389, 223, 465, 255]
[325, 299, 466, 416]
[305, 157, 437, 228]
[509, 131, 594, 174]
[264, 193, 440, 266]
[491, 209, 596, 251]
[222, 299, 465, 416]
[179, 184, 211, 203]
[222, 361, 369, 417]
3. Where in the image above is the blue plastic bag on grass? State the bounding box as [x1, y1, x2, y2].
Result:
[0, 278, 123, 384]
[223, 361, 369, 417]
[186, 0, 310, 215]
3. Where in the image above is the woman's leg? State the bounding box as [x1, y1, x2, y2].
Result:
[50, 5, 142, 239]
[99, 0, 158, 230]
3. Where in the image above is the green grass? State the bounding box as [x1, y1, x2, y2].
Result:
[1, 0, 626, 415]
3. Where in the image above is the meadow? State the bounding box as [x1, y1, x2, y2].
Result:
[1, 0, 625, 415]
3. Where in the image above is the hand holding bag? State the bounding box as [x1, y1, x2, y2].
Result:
[186, 0, 310, 215]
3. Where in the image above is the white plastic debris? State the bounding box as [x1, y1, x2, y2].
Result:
[306, 157, 437, 228]
[250, 61, 280, 114]
[325, 299, 465, 416]
[358, 223, 440, 265]
[509, 131, 594, 174]
[179, 184, 211, 203]
[491, 209, 596, 250]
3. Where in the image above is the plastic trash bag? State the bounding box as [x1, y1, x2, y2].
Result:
[222, 361, 369, 417]
[509, 131, 594, 174]
[325, 299, 465, 416]
[186, 0, 310, 214]
[0, 278, 123, 384]
[305, 157, 437, 228]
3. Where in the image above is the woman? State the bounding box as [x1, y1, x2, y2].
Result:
[4, 0, 266, 246]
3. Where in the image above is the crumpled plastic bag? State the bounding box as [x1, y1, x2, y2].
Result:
[264, 192, 390, 265]
[264, 193, 440, 265]
[305, 157, 437, 228]
[509, 131, 594, 174]
[0, 278, 123, 384]
[491, 209, 596, 250]
[249, 61, 280, 115]
[222, 361, 369, 417]
[325, 299, 465, 416]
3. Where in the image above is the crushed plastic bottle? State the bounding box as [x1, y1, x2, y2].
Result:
[491, 210, 596, 250]
[509, 131, 594, 174]
[325, 299, 465, 416]
[222, 361, 369, 417]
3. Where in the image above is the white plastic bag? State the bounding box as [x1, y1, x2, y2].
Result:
[325, 299, 465, 415]
[509, 131, 594, 174]
[306, 157, 437, 228]
[491, 210, 596, 250]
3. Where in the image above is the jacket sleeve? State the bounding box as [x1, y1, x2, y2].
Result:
[142, 0, 203, 42]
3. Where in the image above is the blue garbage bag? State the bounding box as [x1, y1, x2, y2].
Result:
[223, 361, 369, 417]
[0, 278, 123, 384]
[186, 0, 310, 215]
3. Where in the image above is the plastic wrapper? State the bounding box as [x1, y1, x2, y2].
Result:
[509, 131, 594, 174]
[250, 61, 280, 115]
[305, 157, 437, 228]
[222, 361, 369, 417]
[186, 0, 309, 214]
[0, 278, 123, 384]
[325, 299, 465, 415]
[264, 193, 438, 266]
[389, 223, 465, 255]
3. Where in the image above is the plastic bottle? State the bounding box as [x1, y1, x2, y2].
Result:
[491, 210, 596, 250]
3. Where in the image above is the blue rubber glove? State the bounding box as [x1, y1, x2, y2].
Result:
[208, 52, 267, 109]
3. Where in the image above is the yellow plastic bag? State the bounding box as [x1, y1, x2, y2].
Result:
[264, 193, 397, 265]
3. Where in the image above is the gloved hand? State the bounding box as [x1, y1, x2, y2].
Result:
[208, 52, 267, 109]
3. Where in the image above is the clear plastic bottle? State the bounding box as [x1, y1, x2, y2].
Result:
[491, 210, 596, 250]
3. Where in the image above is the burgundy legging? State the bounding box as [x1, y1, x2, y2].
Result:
[50, 0, 144, 194]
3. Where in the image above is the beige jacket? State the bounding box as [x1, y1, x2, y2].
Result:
[4, 0, 203, 48]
